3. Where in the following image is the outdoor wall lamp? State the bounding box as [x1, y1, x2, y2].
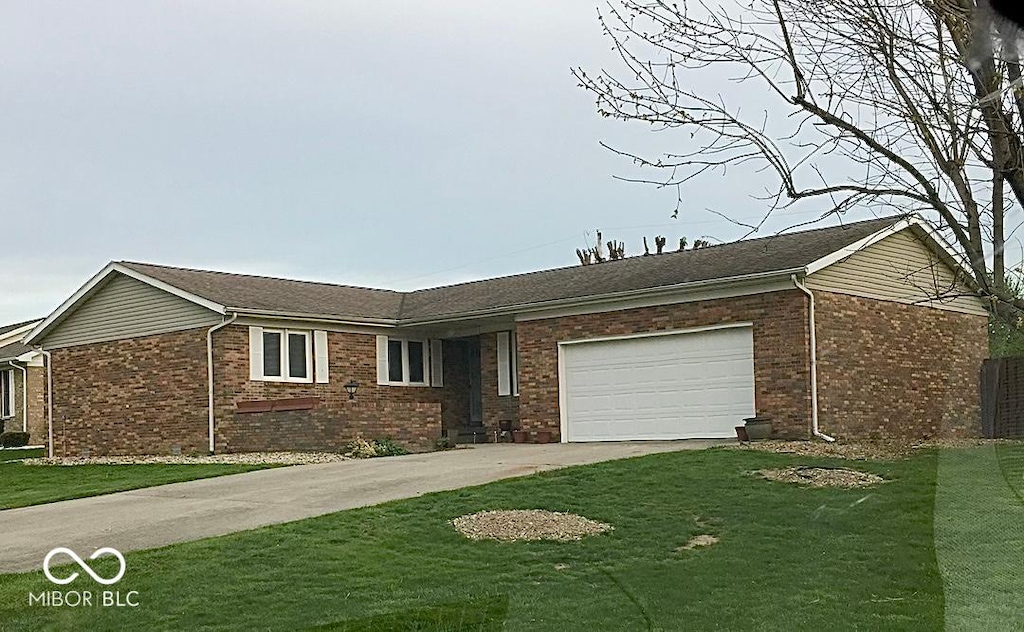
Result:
[344, 380, 359, 400]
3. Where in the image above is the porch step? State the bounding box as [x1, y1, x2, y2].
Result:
[453, 428, 494, 444]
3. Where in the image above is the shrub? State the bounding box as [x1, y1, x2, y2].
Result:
[372, 438, 409, 457]
[346, 438, 378, 459]
[0, 432, 30, 448]
[435, 436, 454, 451]
[345, 437, 410, 459]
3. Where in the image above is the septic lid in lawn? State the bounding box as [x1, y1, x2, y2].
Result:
[757, 466, 885, 488]
[451, 510, 613, 542]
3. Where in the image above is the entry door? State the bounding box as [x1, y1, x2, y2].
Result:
[560, 326, 756, 441]
[468, 340, 483, 426]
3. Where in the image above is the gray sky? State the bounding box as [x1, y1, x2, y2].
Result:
[0, 1, 867, 325]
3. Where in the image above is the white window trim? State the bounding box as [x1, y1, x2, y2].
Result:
[385, 338, 430, 387]
[257, 329, 314, 384]
[0, 369, 12, 419]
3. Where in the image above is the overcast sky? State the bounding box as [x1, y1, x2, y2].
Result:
[0, 1, 874, 325]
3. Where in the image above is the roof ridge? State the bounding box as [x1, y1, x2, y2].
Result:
[405, 214, 907, 295]
[118, 261, 404, 296]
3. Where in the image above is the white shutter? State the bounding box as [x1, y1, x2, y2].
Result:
[249, 326, 263, 381]
[497, 331, 511, 396]
[376, 335, 389, 385]
[511, 332, 519, 396]
[314, 330, 329, 384]
[430, 339, 444, 387]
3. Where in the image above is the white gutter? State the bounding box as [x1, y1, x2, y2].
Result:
[791, 275, 835, 443]
[206, 313, 238, 454]
[39, 349, 53, 457]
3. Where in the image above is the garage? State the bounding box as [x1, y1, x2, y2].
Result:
[559, 325, 756, 442]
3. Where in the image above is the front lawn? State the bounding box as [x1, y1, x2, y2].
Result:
[0, 448, 44, 463]
[0, 460, 275, 509]
[0, 448, 944, 630]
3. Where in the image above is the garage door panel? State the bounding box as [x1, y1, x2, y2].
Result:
[562, 327, 755, 442]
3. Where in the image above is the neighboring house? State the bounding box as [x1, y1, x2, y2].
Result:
[0, 319, 46, 444]
[24, 215, 989, 457]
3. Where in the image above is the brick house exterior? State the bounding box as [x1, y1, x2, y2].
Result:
[0, 320, 48, 446]
[26, 215, 991, 456]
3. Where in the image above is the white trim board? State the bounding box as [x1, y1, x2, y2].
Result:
[516, 280, 795, 323]
[0, 322, 41, 347]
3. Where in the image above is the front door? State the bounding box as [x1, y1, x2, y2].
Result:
[468, 339, 483, 426]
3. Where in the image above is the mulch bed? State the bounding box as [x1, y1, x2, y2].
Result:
[756, 466, 885, 488]
[451, 509, 613, 542]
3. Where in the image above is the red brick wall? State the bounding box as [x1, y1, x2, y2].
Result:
[516, 290, 813, 440]
[48, 326, 451, 456]
[25, 365, 47, 445]
[213, 326, 444, 452]
[50, 329, 209, 457]
[815, 291, 988, 438]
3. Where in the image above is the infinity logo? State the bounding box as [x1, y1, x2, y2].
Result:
[43, 547, 126, 586]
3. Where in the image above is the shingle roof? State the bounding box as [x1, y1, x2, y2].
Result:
[0, 341, 33, 362]
[120, 215, 904, 323]
[119, 262, 405, 322]
[400, 216, 902, 319]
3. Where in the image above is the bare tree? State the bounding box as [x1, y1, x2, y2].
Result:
[574, 0, 1024, 314]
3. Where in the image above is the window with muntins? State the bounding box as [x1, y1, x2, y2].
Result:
[384, 338, 429, 386]
[255, 329, 312, 383]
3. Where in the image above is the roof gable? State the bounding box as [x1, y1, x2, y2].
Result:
[27, 267, 223, 348]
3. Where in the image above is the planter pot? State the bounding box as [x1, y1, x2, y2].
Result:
[735, 426, 749, 442]
[535, 430, 553, 444]
[512, 430, 528, 443]
[744, 422, 772, 441]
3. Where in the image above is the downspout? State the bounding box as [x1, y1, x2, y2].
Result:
[207, 313, 238, 454]
[38, 349, 53, 458]
[791, 275, 835, 442]
[11, 362, 28, 432]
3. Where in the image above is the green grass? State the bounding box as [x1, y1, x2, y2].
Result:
[934, 443, 1024, 630]
[0, 448, 943, 631]
[0, 460, 275, 509]
[0, 448, 44, 463]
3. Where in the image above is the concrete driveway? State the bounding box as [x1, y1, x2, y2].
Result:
[0, 441, 723, 574]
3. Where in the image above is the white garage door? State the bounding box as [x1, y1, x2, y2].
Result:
[560, 325, 755, 442]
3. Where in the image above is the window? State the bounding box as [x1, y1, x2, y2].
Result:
[381, 337, 429, 386]
[251, 328, 313, 383]
[388, 340, 404, 382]
[0, 370, 11, 419]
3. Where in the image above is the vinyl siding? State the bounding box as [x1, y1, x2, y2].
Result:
[42, 273, 222, 348]
[806, 229, 989, 316]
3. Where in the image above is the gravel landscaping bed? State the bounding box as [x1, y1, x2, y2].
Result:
[451, 509, 614, 542]
[21, 452, 349, 466]
[735, 438, 1015, 461]
[677, 534, 719, 551]
[757, 466, 885, 488]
